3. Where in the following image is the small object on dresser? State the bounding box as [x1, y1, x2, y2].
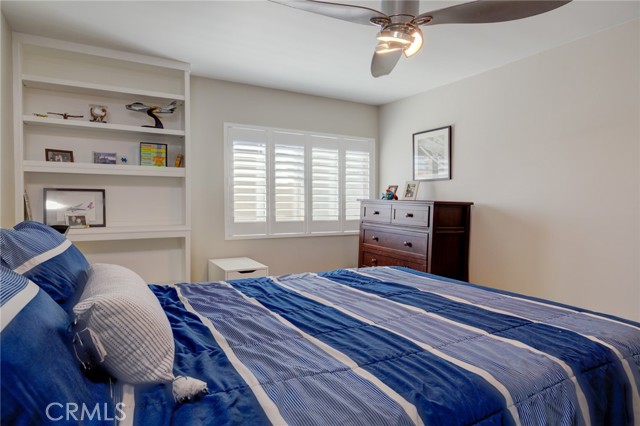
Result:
[402, 181, 419, 200]
[381, 185, 398, 200]
[89, 104, 108, 123]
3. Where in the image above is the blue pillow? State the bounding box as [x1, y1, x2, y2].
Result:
[0, 266, 113, 425]
[0, 221, 89, 310]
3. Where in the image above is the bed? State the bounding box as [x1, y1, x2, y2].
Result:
[1, 221, 639, 426]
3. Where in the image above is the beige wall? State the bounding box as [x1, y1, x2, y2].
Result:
[1, 13, 14, 227]
[379, 20, 640, 320]
[189, 78, 378, 280]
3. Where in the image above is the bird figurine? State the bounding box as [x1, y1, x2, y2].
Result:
[125, 100, 179, 129]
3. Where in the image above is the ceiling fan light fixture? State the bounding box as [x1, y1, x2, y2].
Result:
[403, 28, 423, 58]
[376, 26, 413, 45]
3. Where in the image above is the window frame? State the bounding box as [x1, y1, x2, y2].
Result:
[224, 123, 375, 240]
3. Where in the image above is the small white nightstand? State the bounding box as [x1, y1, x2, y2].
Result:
[207, 257, 269, 281]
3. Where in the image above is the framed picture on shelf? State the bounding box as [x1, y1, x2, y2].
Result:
[140, 142, 167, 167]
[43, 188, 106, 227]
[45, 149, 74, 163]
[413, 125, 452, 181]
[93, 152, 117, 164]
[402, 181, 420, 200]
[66, 214, 88, 228]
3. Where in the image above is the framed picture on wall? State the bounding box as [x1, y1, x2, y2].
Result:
[413, 125, 452, 181]
[43, 188, 106, 227]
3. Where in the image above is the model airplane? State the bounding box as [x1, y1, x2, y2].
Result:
[125, 100, 179, 129]
[66, 202, 94, 213]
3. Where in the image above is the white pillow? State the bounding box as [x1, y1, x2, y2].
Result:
[72, 263, 175, 384]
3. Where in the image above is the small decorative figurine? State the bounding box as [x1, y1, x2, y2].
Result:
[120, 156, 128, 164]
[125, 100, 179, 129]
[89, 105, 108, 123]
[381, 185, 399, 200]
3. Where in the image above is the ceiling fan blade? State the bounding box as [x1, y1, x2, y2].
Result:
[268, 0, 386, 26]
[371, 48, 402, 78]
[416, 0, 572, 26]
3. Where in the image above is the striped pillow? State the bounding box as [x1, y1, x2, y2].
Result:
[73, 263, 175, 384]
[0, 221, 89, 310]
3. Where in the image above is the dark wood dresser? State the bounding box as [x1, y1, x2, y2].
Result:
[358, 200, 473, 281]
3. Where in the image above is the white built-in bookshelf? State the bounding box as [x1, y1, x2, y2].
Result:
[13, 33, 191, 283]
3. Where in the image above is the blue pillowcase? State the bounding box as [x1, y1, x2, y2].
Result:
[0, 266, 113, 425]
[0, 221, 89, 310]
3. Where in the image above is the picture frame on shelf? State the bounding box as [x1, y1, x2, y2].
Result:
[43, 188, 106, 227]
[45, 149, 74, 163]
[140, 142, 167, 167]
[93, 152, 117, 164]
[66, 214, 88, 228]
[402, 181, 420, 200]
[413, 125, 452, 181]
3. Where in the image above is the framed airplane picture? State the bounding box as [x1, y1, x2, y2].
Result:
[43, 188, 106, 227]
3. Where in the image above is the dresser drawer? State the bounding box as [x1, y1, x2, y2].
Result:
[392, 204, 430, 227]
[361, 202, 392, 223]
[360, 249, 425, 271]
[362, 226, 428, 256]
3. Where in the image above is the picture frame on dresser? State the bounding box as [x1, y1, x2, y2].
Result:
[413, 125, 452, 181]
[402, 181, 419, 200]
[43, 188, 106, 227]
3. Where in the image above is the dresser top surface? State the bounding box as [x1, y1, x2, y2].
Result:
[360, 200, 473, 206]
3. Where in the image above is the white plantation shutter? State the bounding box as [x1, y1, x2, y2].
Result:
[310, 135, 341, 233]
[225, 127, 268, 237]
[344, 143, 372, 228]
[271, 131, 305, 235]
[225, 123, 374, 239]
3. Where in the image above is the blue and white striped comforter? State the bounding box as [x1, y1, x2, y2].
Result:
[130, 267, 640, 426]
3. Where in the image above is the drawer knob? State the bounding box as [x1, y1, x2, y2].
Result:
[371, 236, 379, 241]
[373, 210, 380, 215]
[403, 241, 412, 247]
[405, 213, 414, 218]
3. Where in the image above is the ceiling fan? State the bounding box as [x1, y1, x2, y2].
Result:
[268, 0, 572, 77]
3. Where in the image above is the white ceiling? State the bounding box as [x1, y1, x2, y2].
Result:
[2, 1, 639, 105]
